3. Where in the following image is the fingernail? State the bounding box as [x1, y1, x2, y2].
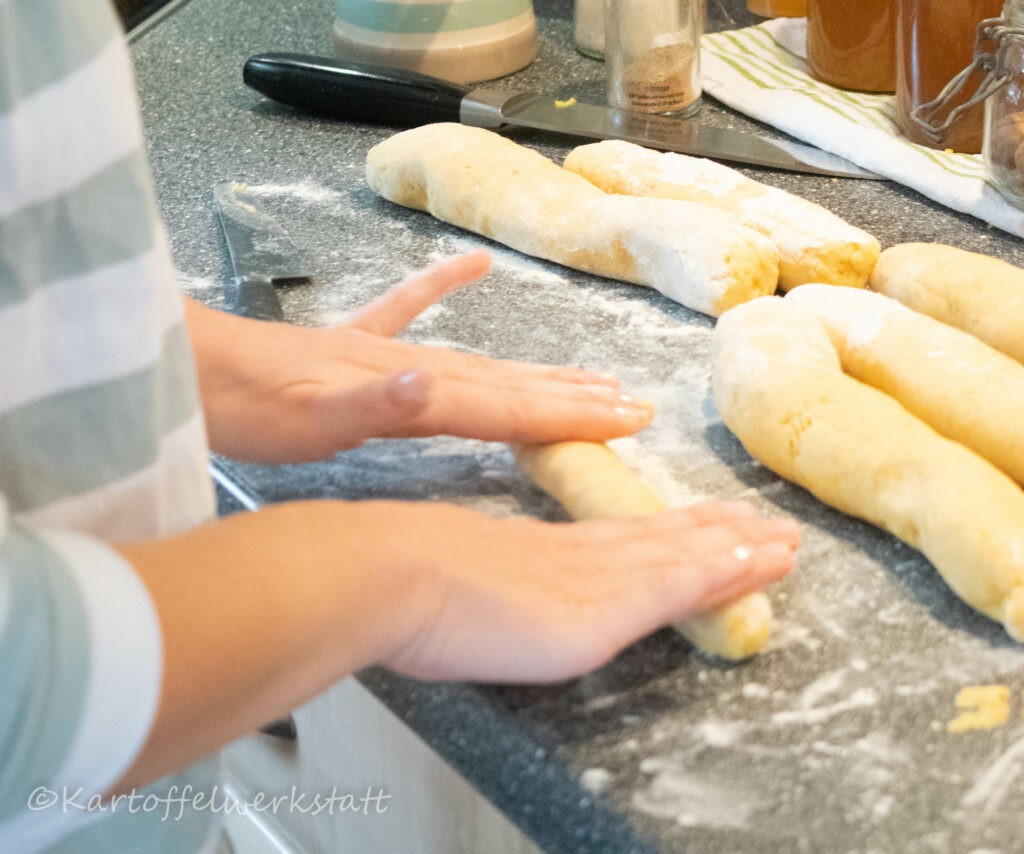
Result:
[620, 393, 654, 410]
[615, 406, 653, 422]
[756, 541, 796, 563]
[731, 545, 753, 561]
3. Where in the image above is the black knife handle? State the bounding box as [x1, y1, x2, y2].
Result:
[226, 276, 285, 321]
[243, 52, 470, 126]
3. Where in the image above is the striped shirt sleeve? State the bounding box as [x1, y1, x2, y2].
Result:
[0, 0, 216, 850]
[0, 503, 163, 852]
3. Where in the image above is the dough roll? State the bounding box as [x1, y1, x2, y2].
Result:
[563, 139, 880, 291]
[712, 297, 1024, 641]
[514, 440, 774, 660]
[785, 285, 1024, 486]
[365, 124, 779, 317]
[869, 243, 1024, 364]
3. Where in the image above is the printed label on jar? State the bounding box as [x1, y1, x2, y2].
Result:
[622, 44, 698, 113]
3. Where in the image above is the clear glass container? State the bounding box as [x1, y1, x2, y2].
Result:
[983, 0, 1024, 206]
[604, 0, 704, 116]
[747, 0, 806, 17]
[806, 0, 896, 92]
[575, 0, 605, 58]
[895, 0, 1002, 153]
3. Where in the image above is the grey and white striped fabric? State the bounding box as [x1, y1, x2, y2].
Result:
[0, 0, 218, 850]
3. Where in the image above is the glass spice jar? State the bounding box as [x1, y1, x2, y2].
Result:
[895, 0, 1003, 153]
[575, 0, 605, 59]
[604, 0, 704, 116]
[982, 1, 1024, 207]
[747, 0, 806, 18]
[806, 0, 897, 92]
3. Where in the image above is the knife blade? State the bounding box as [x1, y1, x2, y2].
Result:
[243, 52, 881, 180]
[213, 181, 313, 321]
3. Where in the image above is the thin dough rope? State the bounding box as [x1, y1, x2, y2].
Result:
[514, 441, 774, 660]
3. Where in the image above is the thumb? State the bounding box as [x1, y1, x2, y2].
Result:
[319, 370, 434, 449]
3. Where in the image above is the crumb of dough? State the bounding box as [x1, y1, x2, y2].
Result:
[946, 685, 1010, 733]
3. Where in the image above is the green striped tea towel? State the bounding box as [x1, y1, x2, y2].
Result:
[701, 18, 1024, 237]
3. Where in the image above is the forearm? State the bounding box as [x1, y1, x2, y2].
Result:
[109, 499, 431, 792]
[106, 494, 798, 791]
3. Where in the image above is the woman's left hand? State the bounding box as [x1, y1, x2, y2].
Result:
[187, 249, 654, 462]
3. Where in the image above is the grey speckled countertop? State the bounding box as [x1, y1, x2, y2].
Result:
[132, 1, 1024, 851]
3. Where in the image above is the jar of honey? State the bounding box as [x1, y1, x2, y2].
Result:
[896, 0, 1003, 153]
[806, 0, 896, 92]
[747, 0, 806, 17]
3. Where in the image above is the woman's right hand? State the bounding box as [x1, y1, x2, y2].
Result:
[379, 500, 799, 683]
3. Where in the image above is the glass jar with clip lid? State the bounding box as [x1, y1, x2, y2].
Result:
[907, 1, 1024, 206]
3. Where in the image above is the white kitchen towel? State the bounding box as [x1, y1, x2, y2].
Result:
[701, 17, 1024, 238]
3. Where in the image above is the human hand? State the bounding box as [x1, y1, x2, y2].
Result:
[187, 249, 654, 462]
[113, 494, 797, 790]
[377, 499, 800, 683]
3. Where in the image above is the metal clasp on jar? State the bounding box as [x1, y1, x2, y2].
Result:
[909, 17, 1024, 145]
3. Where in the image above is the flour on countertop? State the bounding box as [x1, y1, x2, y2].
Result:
[580, 768, 615, 794]
[959, 734, 1024, 819]
[633, 759, 758, 829]
[771, 687, 880, 727]
[607, 436, 707, 508]
[441, 236, 569, 286]
[244, 181, 344, 204]
[741, 682, 770, 700]
[176, 272, 218, 294]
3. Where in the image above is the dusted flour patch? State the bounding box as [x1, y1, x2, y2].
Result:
[244, 181, 345, 205]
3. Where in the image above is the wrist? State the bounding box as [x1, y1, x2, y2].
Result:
[214, 499, 438, 675]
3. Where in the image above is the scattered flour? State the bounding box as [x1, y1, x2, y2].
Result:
[244, 181, 344, 204]
[960, 734, 1024, 819]
[176, 273, 219, 294]
[633, 759, 758, 829]
[741, 682, 770, 700]
[580, 768, 615, 794]
[771, 688, 880, 726]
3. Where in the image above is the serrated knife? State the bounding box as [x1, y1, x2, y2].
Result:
[242, 52, 881, 180]
[213, 181, 313, 321]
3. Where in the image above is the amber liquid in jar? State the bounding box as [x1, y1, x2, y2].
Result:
[747, 0, 806, 16]
[895, 0, 1002, 153]
[806, 0, 896, 92]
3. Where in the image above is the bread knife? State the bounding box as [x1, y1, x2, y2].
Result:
[243, 52, 882, 180]
[213, 181, 313, 321]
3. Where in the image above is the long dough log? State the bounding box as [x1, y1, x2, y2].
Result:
[365, 124, 779, 317]
[514, 441, 774, 660]
[562, 139, 880, 291]
[869, 243, 1024, 364]
[712, 297, 1024, 641]
[785, 285, 1024, 486]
